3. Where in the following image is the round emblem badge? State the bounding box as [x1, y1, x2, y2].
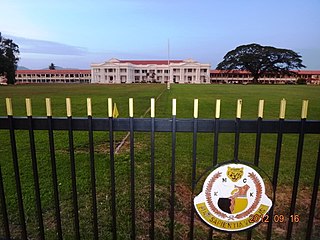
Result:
[194, 163, 272, 232]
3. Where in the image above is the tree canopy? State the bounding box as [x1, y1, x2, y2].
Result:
[49, 63, 56, 70]
[216, 43, 306, 83]
[0, 33, 20, 84]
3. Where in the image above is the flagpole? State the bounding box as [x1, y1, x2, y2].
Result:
[167, 39, 170, 90]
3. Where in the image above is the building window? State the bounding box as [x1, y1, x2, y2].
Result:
[157, 70, 163, 73]
[135, 70, 140, 73]
[108, 69, 114, 73]
[120, 68, 127, 73]
[121, 76, 127, 83]
[142, 70, 147, 74]
[164, 70, 169, 73]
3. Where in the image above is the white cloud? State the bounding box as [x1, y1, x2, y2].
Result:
[6, 35, 88, 56]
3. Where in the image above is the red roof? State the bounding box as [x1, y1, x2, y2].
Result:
[210, 69, 320, 75]
[119, 60, 183, 65]
[210, 70, 251, 74]
[16, 69, 320, 75]
[16, 69, 91, 74]
[294, 70, 320, 75]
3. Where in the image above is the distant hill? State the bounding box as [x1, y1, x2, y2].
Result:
[41, 66, 79, 70]
[17, 66, 79, 70]
[17, 66, 30, 70]
[42, 66, 63, 70]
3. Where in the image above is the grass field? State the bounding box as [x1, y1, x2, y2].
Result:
[0, 84, 319, 239]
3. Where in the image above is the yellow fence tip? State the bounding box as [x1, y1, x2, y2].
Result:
[215, 99, 221, 119]
[194, 99, 198, 119]
[129, 98, 133, 117]
[5, 98, 13, 116]
[46, 98, 52, 117]
[25, 98, 32, 116]
[108, 98, 112, 117]
[151, 98, 155, 118]
[236, 99, 242, 119]
[172, 99, 176, 116]
[301, 100, 308, 119]
[258, 100, 264, 118]
[279, 98, 286, 119]
[87, 98, 92, 116]
[66, 98, 72, 117]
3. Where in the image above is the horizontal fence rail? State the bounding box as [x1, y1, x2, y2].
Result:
[0, 97, 319, 240]
[0, 118, 319, 133]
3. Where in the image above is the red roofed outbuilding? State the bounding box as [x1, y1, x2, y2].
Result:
[15, 69, 91, 84]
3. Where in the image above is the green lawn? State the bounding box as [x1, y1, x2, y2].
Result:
[0, 84, 319, 239]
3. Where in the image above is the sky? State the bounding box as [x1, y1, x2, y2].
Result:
[1, 0, 320, 70]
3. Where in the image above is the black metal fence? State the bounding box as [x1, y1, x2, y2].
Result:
[0, 98, 319, 239]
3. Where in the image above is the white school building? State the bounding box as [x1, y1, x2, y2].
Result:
[90, 58, 211, 84]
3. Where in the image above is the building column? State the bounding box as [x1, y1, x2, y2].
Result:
[196, 68, 200, 83]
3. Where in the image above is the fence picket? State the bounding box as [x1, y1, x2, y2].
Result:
[247, 100, 264, 240]
[66, 98, 81, 239]
[189, 99, 199, 240]
[169, 99, 177, 240]
[267, 99, 286, 240]
[129, 98, 136, 239]
[6, 98, 28, 240]
[108, 98, 117, 240]
[26, 99, 45, 239]
[46, 98, 63, 240]
[87, 98, 99, 239]
[150, 98, 155, 240]
[287, 100, 308, 239]
[207, 99, 221, 240]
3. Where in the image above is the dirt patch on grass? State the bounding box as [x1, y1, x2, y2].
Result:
[134, 183, 319, 239]
[267, 186, 320, 239]
[56, 138, 146, 155]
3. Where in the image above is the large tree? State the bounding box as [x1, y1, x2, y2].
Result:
[0, 33, 20, 84]
[49, 63, 56, 70]
[216, 43, 306, 83]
